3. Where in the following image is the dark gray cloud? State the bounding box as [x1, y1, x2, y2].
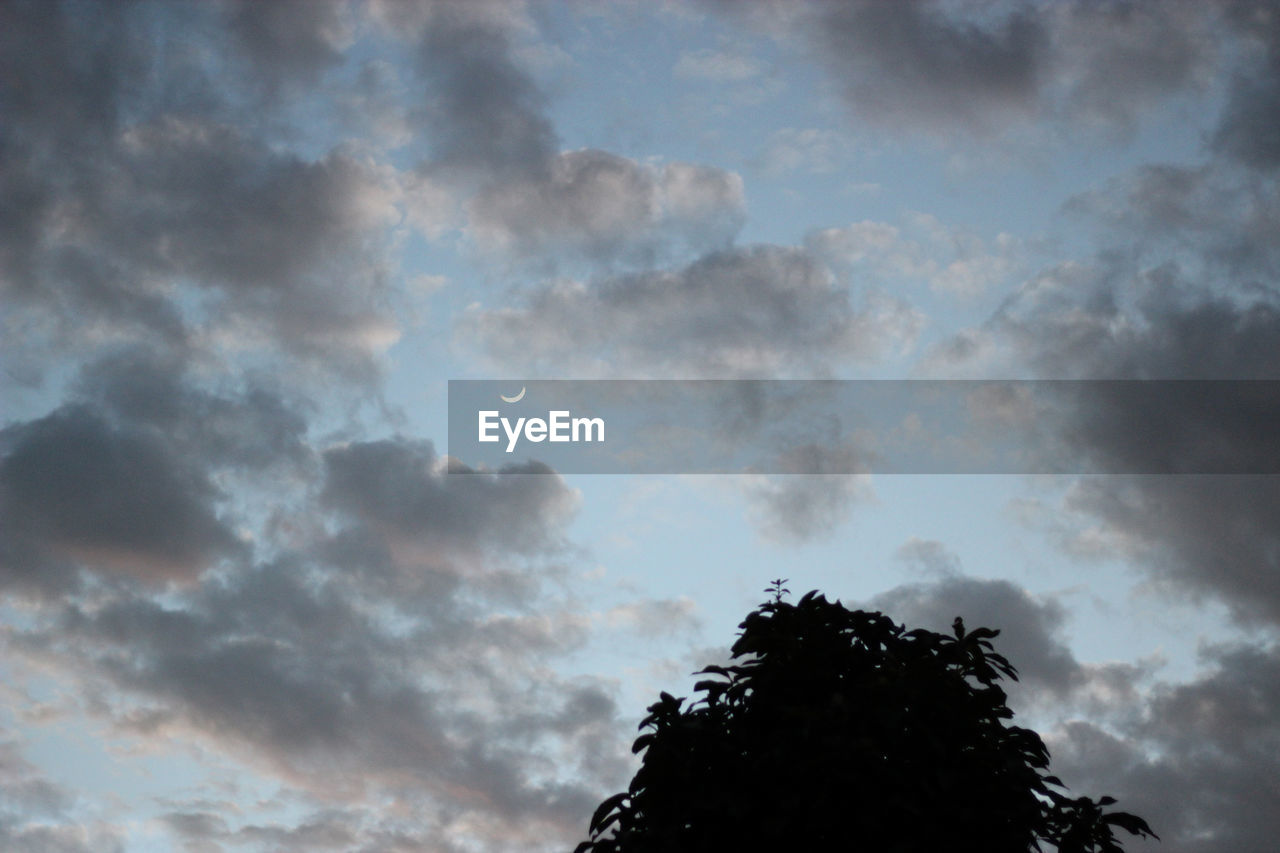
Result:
[74, 346, 312, 471]
[1056, 475, 1280, 625]
[810, 0, 1049, 131]
[162, 808, 382, 852]
[220, 0, 352, 93]
[0, 0, 403, 381]
[953, 331, 1280, 620]
[919, 149, 1280, 624]
[322, 437, 579, 560]
[0, 20, 620, 809]
[411, 1, 558, 181]
[0, 738, 73, 824]
[862, 567, 1158, 736]
[869, 573, 1084, 697]
[0, 0, 155, 342]
[1214, 69, 1280, 171]
[459, 244, 923, 377]
[714, 0, 1215, 138]
[18, 547, 625, 851]
[1063, 164, 1280, 285]
[1214, 0, 1280, 170]
[0, 406, 244, 591]
[1048, 642, 1280, 853]
[76, 116, 400, 371]
[0, 346, 315, 594]
[0, 378, 646, 849]
[931, 246, 1280, 385]
[1046, 0, 1216, 135]
[0, 417, 612, 847]
[405, 7, 747, 268]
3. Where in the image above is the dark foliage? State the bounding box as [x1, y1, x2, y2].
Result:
[577, 583, 1155, 852]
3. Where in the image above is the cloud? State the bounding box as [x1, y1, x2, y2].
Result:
[1046, 0, 1216, 135]
[1063, 164, 1280, 285]
[383, 4, 750, 272]
[219, 0, 354, 92]
[714, 0, 1216, 141]
[0, 732, 124, 853]
[868, 574, 1084, 697]
[459, 244, 923, 377]
[470, 150, 744, 266]
[321, 437, 580, 564]
[928, 310, 1280, 623]
[1049, 475, 1280, 626]
[809, 0, 1049, 132]
[0, 343, 322, 595]
[1048, 642, 1280, 852]
[1213, 0, 1280, 170]
[410, 1, 558, 181]
[73, 346, 312, 472]
[0, 737, 73, 822]
[0, 344, 615, 849]
[20, 554, 618, 849]
[757, 128, 847, 175]
[741, 440, 875, 543]
[0, 1, 405, 382]
[893, 537, 962, 578]
[8, 432, 619, 848]
[807, 214, 1027, 298]
[0, 405, 244, 591]
[921, 157, 1280, 625]
[743, 474, 870, 544]
[163, 808, 367, 852]
[603, 597, 700, 637]
[674, 46, 762, 82]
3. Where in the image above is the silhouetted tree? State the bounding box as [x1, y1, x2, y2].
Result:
[578, 583, 1155, 853]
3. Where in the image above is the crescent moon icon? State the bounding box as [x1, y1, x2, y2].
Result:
[500, 386, 526, 403]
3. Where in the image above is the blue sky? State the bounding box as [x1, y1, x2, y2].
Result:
[3, 2, 1279, 851]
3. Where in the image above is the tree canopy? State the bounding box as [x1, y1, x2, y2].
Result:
[577, 582, 1155, 853]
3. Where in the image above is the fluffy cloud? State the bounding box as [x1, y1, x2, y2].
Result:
[810, 0, 1048, 132]
[922, 156, 1280, 625]
[0, 405, 244, 592]
[459, 244, 923, 377]
[714, 0, 1216, 140]
[0, 345, 321, 595]
[3, 407, 621, 850]
[409, 0, 558, 182]
[1213, 0, 1280, 170]
[741, 440, 875, 544]
[73, 346, 311, 472]
[0, 732, 123, 853]
[1048, 642, 1280, 852]
[807, 215, 1027, 298]
[868, 573, 1084, 698]
[321, 437, 580, 566]
[18, 554, 621, 851]
[220, 0, 354, 92]
[470, 150, 744, 266]
[0, 1, 404, 382]
[1048, 475, 1280, 625]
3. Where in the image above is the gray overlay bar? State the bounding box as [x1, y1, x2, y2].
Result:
[447, 380, 1280, 474]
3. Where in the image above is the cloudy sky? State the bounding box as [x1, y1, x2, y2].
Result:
[2, 1, 1279, 850]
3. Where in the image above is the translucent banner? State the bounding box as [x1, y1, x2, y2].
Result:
[447, 380, 1280, 474]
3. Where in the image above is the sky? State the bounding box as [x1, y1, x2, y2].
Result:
[2, 1, 1279, 851]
